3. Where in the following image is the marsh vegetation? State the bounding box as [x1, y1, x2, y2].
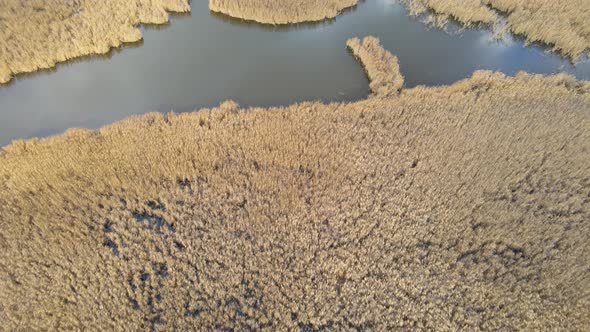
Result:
[209, 0, 358, 24]
[0, 0, 190, 84]
[1, 38, 589, 330]
[347, 36, 405, 96]
[209, 0, 359, 24]
[1, 0, 590, 330]
[401, 0, 590, 59]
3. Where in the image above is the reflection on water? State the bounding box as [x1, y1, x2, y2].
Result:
[0, 0, 588, 146]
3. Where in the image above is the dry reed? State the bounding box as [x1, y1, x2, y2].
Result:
[347, 36, 404, 96]
[402, 0, 590, 59]
[1, 37, 589, 330]
[0, 0, 190, 84]
[208, 0, 359, 24]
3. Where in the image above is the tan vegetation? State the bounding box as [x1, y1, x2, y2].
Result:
[402, 0, 497, 26]
[2, 0, 589, 83]
[347, 36, 404, 96]
[0, 0, 190, 84]
[1, 37, 589, 330]
[401, 0, 590, 59]
[208, 0, 358, 24]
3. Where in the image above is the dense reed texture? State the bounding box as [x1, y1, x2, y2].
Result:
[401, 0, 590, 59]
[347, 36, 404, 96]
[1, 38, 589, 330]
[208, 0, 358, 24]
[0, 0, 190, 84]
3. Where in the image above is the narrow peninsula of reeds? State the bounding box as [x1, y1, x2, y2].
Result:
[347, 36, 405, 96]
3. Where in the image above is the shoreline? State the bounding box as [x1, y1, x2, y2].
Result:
[400, 0, 590, 60]
[0, 0, 191, 84]
[208, 0, 359, 25]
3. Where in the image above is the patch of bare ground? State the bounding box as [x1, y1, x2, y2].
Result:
[208, 0, 359, 24]
[1, 37, 589, 330]
[0, 0, 190, 84]
[401, 0, 590, 60]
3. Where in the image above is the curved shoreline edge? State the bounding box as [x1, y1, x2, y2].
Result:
[0, 0, 191, 84]
[208, 0, 359, 25]
[1, 36, 589, 330]
[400, 0, 590, 60]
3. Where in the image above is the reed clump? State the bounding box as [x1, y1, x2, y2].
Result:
[402, 0, 590, 59]
[347, 36, 404, 96]
[208, 0, 358, 24]
[0, 0, 190, 84]
[1, 38, 589, 330]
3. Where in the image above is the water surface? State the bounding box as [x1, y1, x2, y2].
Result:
[1, 0, 589, 146]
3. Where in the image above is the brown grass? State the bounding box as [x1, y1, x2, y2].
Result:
[0, 0, 190, 84]
[1, 37, 589, 330]
[347, 36, 404, 96]
[3, 0, 589, 83]
[208, 0, 359, 24]
[402, 0, 590, 59]
[403, 0, 497, 25]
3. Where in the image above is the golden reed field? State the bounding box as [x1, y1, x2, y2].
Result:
[1, 37, 589, 330]
[209, 0, 359, 24]
[0, 0, 190, 84]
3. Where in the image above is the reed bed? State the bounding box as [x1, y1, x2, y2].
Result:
[347, 36, 405, 96]
[208, 0, 358, 24]
[1, 37, 589, 330]
[402, 0, 590, 59]
[0, 0, 190, 84]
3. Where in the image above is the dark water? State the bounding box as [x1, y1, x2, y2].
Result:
[1, 0, 589, 146]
